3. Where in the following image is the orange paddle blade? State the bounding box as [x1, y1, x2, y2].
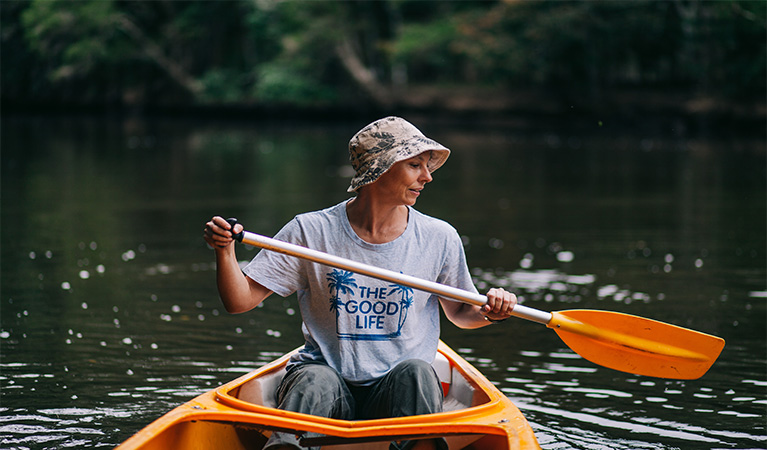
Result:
[547, 310, 725, 379]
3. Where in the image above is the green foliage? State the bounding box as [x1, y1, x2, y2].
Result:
[4, 0, 764, 108]
[708, 1, 767, 98]
[199, 69, 250, 103]
[21, 0, 120, 79]
[393, 19, 461, 81]
[255, 62, 337, 105]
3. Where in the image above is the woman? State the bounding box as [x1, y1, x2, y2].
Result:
[204, 117, 516, 450]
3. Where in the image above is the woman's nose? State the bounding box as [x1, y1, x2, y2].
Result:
[420, 166, 433, 183]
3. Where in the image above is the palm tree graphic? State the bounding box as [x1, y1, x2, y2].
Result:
[326, 269, 357, 315]
[388, 282, 414, 332]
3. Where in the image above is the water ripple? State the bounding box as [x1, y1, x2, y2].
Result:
[518, 401, 723, 444]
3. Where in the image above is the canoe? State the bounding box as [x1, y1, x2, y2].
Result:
[116, 340, 540, 449]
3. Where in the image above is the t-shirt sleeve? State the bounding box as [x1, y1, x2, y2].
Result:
[437, 228, 478, 296]
[241, 218, 307, 297]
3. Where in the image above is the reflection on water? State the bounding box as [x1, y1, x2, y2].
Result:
[1, 116, 765, 449]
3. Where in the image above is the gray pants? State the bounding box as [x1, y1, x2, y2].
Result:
[264, 359, 447, 450]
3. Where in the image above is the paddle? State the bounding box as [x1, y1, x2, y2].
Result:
[225, 220, 724, 380]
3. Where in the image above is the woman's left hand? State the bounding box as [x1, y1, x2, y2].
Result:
[481, 287, 517, 322]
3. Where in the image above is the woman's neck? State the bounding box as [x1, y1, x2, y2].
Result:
[346, 195, 409, 244]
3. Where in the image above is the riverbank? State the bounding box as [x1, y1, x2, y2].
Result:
[3, 86, 764, 137]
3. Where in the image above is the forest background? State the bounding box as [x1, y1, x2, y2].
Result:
[2, 0, 766, 130]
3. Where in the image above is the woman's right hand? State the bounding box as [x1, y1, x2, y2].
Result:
[203, 216, 243, 249]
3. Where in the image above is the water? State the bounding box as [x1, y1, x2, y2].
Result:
[1, 115, 764, 449]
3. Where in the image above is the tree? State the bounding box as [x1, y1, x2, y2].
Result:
[388, 282, 414, 333]
[4, 0, 763, 110]
[326, 269, 358, 315]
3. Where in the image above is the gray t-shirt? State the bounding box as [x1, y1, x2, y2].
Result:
[243, 200, 477, 386]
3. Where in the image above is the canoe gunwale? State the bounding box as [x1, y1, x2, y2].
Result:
[214, 342, 510, 431]
[115, 340, 540, 449]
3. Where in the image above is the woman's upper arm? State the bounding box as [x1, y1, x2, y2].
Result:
[223, 275, 273, 314]
[247, 276, 273, 304]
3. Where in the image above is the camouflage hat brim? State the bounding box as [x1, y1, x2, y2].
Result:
[347, 117, 450, 192]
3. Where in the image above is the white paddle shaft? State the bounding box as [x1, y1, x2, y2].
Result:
[238, 230, 553, 325]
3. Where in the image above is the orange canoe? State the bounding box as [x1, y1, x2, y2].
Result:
[116, 341, 540, 449]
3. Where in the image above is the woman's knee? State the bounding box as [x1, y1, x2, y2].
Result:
[276, 363, 353, 418]
[379, 359, 442, 417]
[282, 364, 345, 397]
[391, 359, 439, 384]
[389, 359, 442, 403]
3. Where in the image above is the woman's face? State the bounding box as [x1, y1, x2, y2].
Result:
[369, 152, 433, 206]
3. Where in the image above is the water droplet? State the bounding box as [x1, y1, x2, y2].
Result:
[557, 251, 574, 263]
[81, 302, 88, 309]
[694, 393, 716, 399]
[489, 238, 504, 249]
[266, 329, 282, 337]
[61, 282, 71, 290]
[122, 337, 133, 345]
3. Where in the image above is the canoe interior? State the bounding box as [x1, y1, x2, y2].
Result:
[136, 419, 512, 450]
[116, 342, 539, 450]
[233, 347, 485, 412]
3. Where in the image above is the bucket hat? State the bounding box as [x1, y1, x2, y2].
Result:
[347, 116, 450, 192]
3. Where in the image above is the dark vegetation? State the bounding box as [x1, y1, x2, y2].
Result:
[2, 0, 764, 130]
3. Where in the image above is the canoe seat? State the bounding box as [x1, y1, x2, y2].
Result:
[237, 351, 475, 412]
[434, 352, 478, 412]
[238, 366, 285, 409]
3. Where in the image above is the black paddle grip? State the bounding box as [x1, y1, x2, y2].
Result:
[225, 218, 244, 242]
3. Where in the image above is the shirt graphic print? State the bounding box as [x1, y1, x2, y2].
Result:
[327, 269, 414, 340]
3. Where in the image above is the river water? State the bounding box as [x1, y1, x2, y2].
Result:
[1, 115, 764, 449]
